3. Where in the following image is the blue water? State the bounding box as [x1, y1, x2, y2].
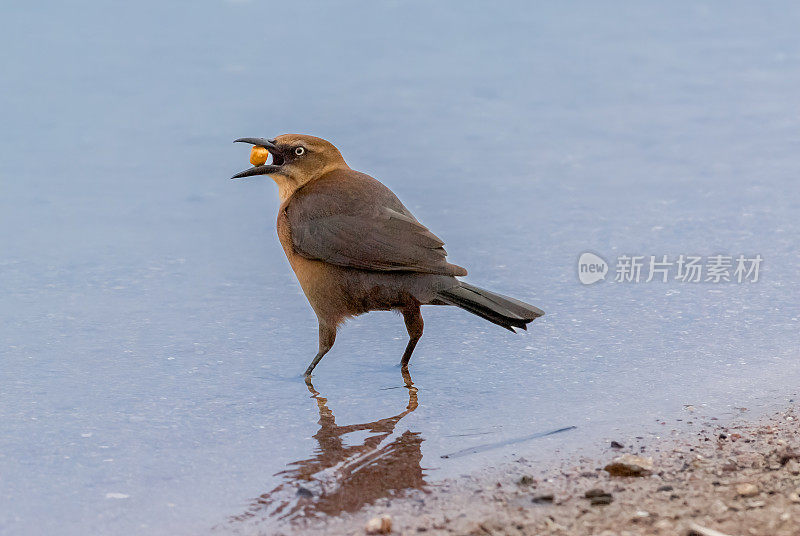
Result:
[2, 2, 799, 535]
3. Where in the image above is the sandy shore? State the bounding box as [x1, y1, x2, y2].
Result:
[278, 405, 800, 536]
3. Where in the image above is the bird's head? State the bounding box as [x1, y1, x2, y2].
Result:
[231, 134, 349, 200]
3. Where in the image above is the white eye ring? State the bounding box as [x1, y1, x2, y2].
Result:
[294, 147, 305, 156]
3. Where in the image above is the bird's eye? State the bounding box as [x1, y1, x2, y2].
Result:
[294, 147, 306, 156]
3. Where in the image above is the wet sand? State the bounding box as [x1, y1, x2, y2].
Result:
[264, 405, 800, 536]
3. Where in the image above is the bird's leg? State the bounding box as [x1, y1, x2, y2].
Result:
[304, 321, 336, 377]
[400, 305, 424, 368]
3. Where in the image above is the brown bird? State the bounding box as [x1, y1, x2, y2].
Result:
[231, 134, 544, 377]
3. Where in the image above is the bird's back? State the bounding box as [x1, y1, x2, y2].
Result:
[282, 168, 467, 277]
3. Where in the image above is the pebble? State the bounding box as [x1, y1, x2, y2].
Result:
[590, 495, 613, 506]
[784, 458, 800, 475]
[604, 454, 654, 477]
[365, 514, 392, 534]
[653, 519, 672, 530]
[517, 475, 535, 486]
[709, 499, 728, 515]
[720, 462, 737, 472]
[584, 488, 613, 506]
[585, 488, 609, 498]
[735, 483, 759, 497]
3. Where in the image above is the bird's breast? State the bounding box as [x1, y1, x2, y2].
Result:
[276, 208, 341, 309]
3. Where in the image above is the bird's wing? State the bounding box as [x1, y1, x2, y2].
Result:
[285, 170, 467, 276]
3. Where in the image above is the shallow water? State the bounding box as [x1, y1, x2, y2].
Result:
[2, 2, 799, 535]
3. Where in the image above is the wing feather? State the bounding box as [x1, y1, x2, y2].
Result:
[285, 170, 466, 276]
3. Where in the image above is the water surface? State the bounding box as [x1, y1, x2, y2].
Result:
[2, 2, 799, 535]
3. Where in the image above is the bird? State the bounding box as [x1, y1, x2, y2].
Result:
[230, 134, 544, 377]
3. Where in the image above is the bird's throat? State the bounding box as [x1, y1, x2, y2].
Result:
[274, 175, 300, 203]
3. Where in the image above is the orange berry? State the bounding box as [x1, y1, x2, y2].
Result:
[249, 146, 270, 166]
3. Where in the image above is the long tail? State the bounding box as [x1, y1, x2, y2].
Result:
[435, 282, 544, 332]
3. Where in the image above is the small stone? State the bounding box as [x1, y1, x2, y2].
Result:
[590, 494, 613, 505]
[657, 485, 674, 492]
[365, 514, 392, 534]
[710, 499, 728, 515]
[604, 454, 654, 477]
[517, 475, 535, 486]
[654, 519, 671, 530]
[735, 483, 759, 497]
[610, 440, 624, 449]
[544, 518, 566, 531]
[296, 487, 313, 498]
[531, 493, 554, 504]
[690, 457, 708, 469]
[584, 488, 613, 505]
[688, 522, 734, 536]
[632, 510, 650, 520]
[736, 452, 764, 468]
[784, 458, 800, 475]
[788, 491, 800, 503]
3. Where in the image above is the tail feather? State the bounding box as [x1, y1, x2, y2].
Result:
[436, 282, 544, 332]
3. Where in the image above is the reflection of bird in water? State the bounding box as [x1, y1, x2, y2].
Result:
[230, 370, 423, 525]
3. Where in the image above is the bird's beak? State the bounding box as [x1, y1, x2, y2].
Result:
[230, 137, 285, 179]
